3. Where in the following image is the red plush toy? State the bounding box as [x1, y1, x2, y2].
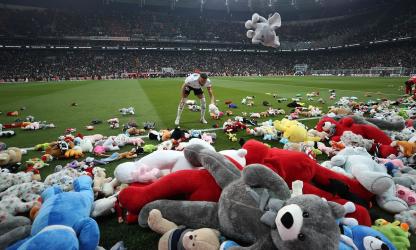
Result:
[118, 140, 372, 226]
[118, 153, 244, 224]
[242, 139, 373, 226]
[315, 116, 397, 158]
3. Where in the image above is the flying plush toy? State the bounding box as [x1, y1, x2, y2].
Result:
[7, 176, 99, 250]
[245, 13, 281, 48]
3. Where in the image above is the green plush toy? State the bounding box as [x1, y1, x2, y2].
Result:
[143, 144, 157, 153]
[372, 219, 411, 250]
[34, 143, 50, 151]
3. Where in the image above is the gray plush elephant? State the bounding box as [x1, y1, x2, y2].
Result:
[139, 144, 345, 250]
[245, 13, 281, 48]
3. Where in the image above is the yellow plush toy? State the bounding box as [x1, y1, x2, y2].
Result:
[148, 209, 221, 250]
[283, 124, 321, 143]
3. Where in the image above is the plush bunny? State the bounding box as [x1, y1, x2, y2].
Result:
[245, 13, 281, 48]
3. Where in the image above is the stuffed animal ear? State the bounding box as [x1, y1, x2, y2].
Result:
[268, 12, 281, 28]
[327, 201, 346, 219]
[245, 20, 253, 29]
[246, 30, 254, 39]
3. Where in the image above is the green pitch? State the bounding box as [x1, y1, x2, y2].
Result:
[0, 76, 410, 249]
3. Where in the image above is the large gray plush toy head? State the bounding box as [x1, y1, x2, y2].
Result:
[139, 144, 344, 250]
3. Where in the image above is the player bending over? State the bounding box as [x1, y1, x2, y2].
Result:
[175, 73, 215, 126]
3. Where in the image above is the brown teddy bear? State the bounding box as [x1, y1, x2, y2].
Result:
[148, 209, 221, 250]
[0, 147, 22, 167]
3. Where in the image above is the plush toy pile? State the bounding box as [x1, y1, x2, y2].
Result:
[4, 92, 416, 249]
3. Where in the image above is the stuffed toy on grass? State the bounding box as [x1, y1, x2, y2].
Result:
[6, 176, 99, 250]
[245, 13, 281, 48]
[0, 148, 22, 167]
[0, 171, 40, 192]
[0, 181, 45, 203]
[148, 209, 222, 250]
[315, 116, 397, 158]
[242, 139, 373, 226]
[138, 145, 345, 250]
[117, 147, 247, 224]
[115, 138, 216, 184]
[329, 146, 408, 213]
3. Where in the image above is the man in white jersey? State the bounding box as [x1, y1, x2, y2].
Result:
[175, 73, 215, 126]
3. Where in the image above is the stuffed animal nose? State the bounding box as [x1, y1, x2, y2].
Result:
[381, 243, 388, 250]
[280, 212, 294, 229]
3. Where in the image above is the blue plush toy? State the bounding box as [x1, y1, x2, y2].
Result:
[339, 224, 397, 250]
[7, 175, 99, 250]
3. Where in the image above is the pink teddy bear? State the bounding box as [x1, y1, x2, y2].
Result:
[396, 184, 416, 206]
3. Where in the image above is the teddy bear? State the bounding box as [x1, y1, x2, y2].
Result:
[395, 210, 416, 234]
[315, 116, 397, 158]
[43, 167, 83, 192]
[0, 196, 36, 216]
[117, 147, 247, 224]
[0, 171, 40, 192]
[147, 209, 222, 250]
[92, 167, 113, 197]
[328, 146, 408, 213]
[6, 176, 100, 250]
[114, 138, 216, 184]
[245, 12, 281, 48]
[0, 211, 31, 250]
[119, 107, 135, 115]
[138, 145, 345, 250]
[0, 147, 22, 167]
[372, 219, 410, 250]
[242, 139, 373, 226]
[0, 181, 45, 203]
[340, 131, 374, 151]
[391, 141, 416, 157]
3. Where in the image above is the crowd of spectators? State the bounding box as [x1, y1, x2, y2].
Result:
[0, 1, 414, 47]
[1, 42, 414, 82]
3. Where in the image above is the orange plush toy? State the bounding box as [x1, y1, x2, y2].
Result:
[391, 141, 416, 157]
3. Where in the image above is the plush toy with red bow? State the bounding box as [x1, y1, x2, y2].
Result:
[315, 116, 397, 158]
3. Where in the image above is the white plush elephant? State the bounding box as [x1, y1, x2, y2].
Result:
[245, 12, 281, 48]
[328, 146, 408, 213]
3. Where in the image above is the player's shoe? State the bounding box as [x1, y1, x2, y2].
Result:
[200, 118, 208, 124]
[174, 117, 180, 126]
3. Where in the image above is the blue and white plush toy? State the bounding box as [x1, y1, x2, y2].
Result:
[7, 175, 99, 250]
[339, 224, 396, 250]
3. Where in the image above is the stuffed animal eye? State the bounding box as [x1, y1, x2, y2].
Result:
[297, 233, 305, 241]
[375, 236, 381, 240]
[302, 212, 309, 218]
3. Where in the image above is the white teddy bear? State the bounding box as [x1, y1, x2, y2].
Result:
[245, 12, 281, 48]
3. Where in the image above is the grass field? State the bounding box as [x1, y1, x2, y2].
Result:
[0, 76, 411, 249]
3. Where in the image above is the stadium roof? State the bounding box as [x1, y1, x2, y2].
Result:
[113, 0, 384, 13]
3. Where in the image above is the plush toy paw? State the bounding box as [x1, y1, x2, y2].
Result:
[369, 175, 393, 195]
[396, 184, 416, 206]
[132, 168, 161, 183]
[376, 195, 409, 214]
[148, 209, 178, 234]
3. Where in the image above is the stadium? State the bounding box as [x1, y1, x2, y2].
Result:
[0, 0, 416, 249]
